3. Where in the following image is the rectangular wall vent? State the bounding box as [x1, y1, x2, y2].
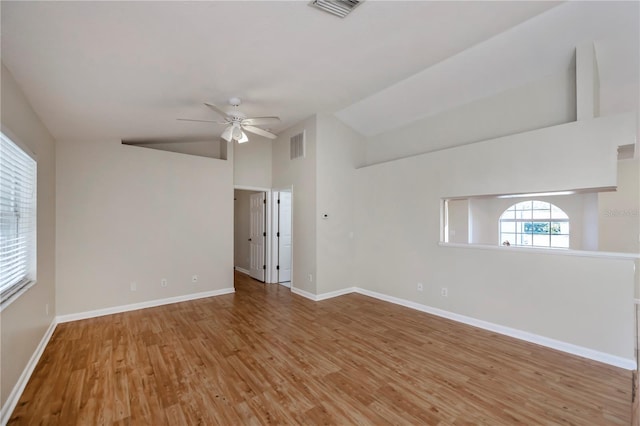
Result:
[290, 132, 305, 160]
[309, 0, 363, 18]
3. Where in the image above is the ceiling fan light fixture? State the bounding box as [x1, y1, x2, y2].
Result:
[232, 124, 243, 141]
[237, 131, 249, 143]
[221, 126, 233, 142]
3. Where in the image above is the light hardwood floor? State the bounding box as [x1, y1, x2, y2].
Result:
[9, 271, 633, 424]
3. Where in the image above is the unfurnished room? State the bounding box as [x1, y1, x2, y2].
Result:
[1, 1, 639, 424]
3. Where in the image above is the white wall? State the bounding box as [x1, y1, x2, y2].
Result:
[599, 159, 640, 253]
[234, 189, 260, 271]
[233, 135, 272, 189]
[56, 139, 233, 315]
[315, 114, 366, 294]
[129, 140, 223, 159]
[446, 199, 469, 244]
[272, 116, 317, 293]
[0, 64, 57, 408]
[366, 68, 576, 165]
[354, 115, 636, 361]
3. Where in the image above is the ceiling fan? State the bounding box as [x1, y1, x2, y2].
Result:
[178, 97, 280, 143]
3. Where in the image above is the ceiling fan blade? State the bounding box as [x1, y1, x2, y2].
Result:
[221, 125, 233, 142]
[204, 102, 230, 119]
[242, 116, 281, 126]
[177, 118, 226, 124]
[243, 125, 277, 139]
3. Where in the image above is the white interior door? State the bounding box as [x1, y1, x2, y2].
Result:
[249, 192, 266, 282]
[278, 192, 292, 283]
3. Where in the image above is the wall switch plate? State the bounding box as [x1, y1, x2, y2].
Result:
[417, 283, 423, 291]
[161, 278, 167, 287]
[308, 274, 313, 282]
[441, 287, 448, 297]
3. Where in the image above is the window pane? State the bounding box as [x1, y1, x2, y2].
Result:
[515, 209, 532, 220]
[551, 235, 569, 248]
[558, 222, 569, 234]
[532, 234, 550, 246]
[500, 222, 515, 233]
[524, 222, 549, 234]
[551, 205, 568, 219]
[501, 233, 515, 245]
[531, 200, 549, 209]
[500, 200, 569, 249]
[1, 132, 37, 306]
[532, 209, 551, 219]
[500, 209, 515, 220]
[518, 234, 532, 246]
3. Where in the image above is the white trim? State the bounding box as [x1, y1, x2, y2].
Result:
[233, 185, 271, 192]
[354, 287, 636, 370]
[439, 242, 640, 260]
[1, 319, 57, 425]
[290, 284, 635, 369]
[234, 267, 250, 275]
[290, 286, 318, 301]
[0, 280, 36, 313]
[56, 288, 235, 323]
[316, 287, 357, 301]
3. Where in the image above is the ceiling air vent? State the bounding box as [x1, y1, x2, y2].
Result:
[290, 132, 305, 160]
[309, 0, 363, 18]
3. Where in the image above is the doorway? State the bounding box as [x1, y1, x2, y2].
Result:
[234, 189, 267, 282]
[234, 186, 292, 286]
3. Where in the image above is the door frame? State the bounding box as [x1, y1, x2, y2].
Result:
[234, 185, 273, 284]
[270, 186, 294, 287]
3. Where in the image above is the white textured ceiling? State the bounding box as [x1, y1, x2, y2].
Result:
[0, 1, 561, 143]
[2, 2, 637, 144]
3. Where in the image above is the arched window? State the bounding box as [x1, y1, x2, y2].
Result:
[499, 201, 569, 248]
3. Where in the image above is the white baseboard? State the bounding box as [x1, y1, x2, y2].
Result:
[234, 267, 250, 275]
[316, 287, 357, 301]
[290, 286, 318, 301]
[291, 286, 356, 301]
[354, 288, 636, 370]
[1, 319, 57, 425]
[57, 288, 235, 323]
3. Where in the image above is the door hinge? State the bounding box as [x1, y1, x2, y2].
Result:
[263, 265, 266, 270]
[277, 232, 280, 237]
[263, 199, 266, 204]
[276, 265, 280, 270]
[277, 199, 280, 204]
[263, 232, 266, 237]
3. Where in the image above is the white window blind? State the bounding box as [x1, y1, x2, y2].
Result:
[1, 132, 37, 307]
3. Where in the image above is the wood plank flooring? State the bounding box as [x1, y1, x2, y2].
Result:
[9, 271, 633, 425]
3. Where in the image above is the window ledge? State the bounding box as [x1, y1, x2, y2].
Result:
[0, 280, 37, 313]
[438, 242, 640, 260]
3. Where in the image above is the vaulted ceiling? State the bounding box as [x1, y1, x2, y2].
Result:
[1, 1, 637, 144]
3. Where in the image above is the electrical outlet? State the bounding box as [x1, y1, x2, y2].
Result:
[161, 278, 167, 287]
[130, 281, 137, 292]
[308, 274, 313, 282]
[441, 287, 448, 297]
[192, 275, 198, 283]
[417, 283, 423, 291]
